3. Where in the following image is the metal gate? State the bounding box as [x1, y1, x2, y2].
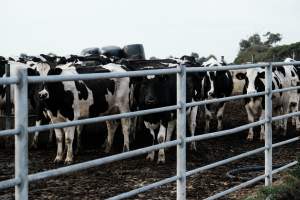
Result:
[0, 60, 300, 200]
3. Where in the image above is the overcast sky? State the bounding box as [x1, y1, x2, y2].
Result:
[0, 0, 299, 62]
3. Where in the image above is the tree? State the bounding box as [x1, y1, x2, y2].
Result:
[264, 32, 282, 46]
[248, 33, 262, 46]
[239, 39, 251, 51]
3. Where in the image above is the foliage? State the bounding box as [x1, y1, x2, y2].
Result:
[234, 41, 300, 64]
[233, 32, 297, 64]
[245, 157, 300, 200]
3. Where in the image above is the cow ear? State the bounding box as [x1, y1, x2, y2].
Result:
[57, 57, 67, 65]
[40, 54, 56, 63]
[235, 72, 246, 80]
[27, 68, 39, 76]
[258, 71, 265, 78]
[32, 57, 42, 63]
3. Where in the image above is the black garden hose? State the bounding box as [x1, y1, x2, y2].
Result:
[226, 164, 286, 181]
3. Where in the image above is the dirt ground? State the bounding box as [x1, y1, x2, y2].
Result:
[0, 100, 299, 200]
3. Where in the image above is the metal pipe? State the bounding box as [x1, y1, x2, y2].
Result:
[186, 146, 266, 177]
[107, 176, 179, 200]
[273, 137, 300, 148]
[5, 63, 11, 130]
[272, 85, 300, 94]
[272, 161, 298, 174]
[272, 61, 300, 66]
[272, 111, 300, 122]
[28, 105, 180, 133]
[0, 128, 20, 137]
[186, 91, 266, 108]
[0, 77, 19, 85]
[186, 119, 266, 143]
[13, 67, 28, 200]
[186, 63, 269, 73]
[176, 64, 186, 199]
[28, 140, 180, 182]
[27, 68, 180, 83]
[0, 178, 21, 191]
[204, 174, 266, 200]
[265, 63, 273, 186]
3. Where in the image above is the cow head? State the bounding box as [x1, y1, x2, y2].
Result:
[38, 68, 63, 100]
[132, 73, 173, 109]
[236, 68, 265, 94]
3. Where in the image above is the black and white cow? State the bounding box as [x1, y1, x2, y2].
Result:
[236, 60, 300, 140]
[128, 60, 201, 163]
[201, 57, 233, 132]
[27, 54, 115, 149]
[37, 62, 131, 164]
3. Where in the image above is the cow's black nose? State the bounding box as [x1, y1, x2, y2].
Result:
[39, 93, 47, 100]
[146, 97, 156, 105]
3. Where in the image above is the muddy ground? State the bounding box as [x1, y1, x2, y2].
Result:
[0, 100, 299, 200]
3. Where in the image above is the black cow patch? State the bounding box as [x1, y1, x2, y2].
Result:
[75, 81, 88, 100]
[276, 66, 286, 76]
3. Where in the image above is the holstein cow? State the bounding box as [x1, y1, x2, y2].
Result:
[201, 57, 233, 132]
[37, 62, 131, 164]
[28, 54, 114, 149]
[128, 59, 201, 163]
[236, 61, 300, 141]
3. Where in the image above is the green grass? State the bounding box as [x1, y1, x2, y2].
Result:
[245, 158, 300, 200]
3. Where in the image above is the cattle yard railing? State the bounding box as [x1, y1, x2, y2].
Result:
[1, 61, 300, 200]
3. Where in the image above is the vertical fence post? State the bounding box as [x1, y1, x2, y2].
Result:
[265, 62, 273, 186]
[13, 66, 28, 200]
[5, 63, 11, 131]
[177, 63, 186, 199]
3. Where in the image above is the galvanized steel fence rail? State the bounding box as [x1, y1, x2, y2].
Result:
[1, 61, 300, 200]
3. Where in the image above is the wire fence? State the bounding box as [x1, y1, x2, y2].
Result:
[0, 60, 300, 200]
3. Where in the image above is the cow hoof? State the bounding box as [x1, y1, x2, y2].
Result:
[246, 136, 254, 141]
[157, 157, 166, 164]
[30, 142, 38, 150]
[104, 146, 112, 154]
[190, 142, 197, 151]
[64, 159, 73, 165]
[54, 157, 63, 164]
[259, 136, 265, 141]
[101, 140, 108, 149]
[146, 152, 155, 162]
[123, 145, 129, 152]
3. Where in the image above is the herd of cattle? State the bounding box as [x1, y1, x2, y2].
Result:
[0, 49, 299, 165]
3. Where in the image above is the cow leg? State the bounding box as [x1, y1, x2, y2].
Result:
[64, 126, 76, 164]
[49, 129, 54, 143]
[166, 120, 176, 142]
[145, 125, 155, 162]
[157, 123, 167, 164]
[104, 120, 120, 153]
[75, 125, 84, 155]
[54, 128, 64, 163]
[282, 104, 289, 136]
[217, 103, 226, 131]
[245, 104, 255, 141]
[31, 120, 41, 149]
[121, 118, 131, 152]
[290, 102, 300, 131]
[204, 105, 212, 132]
[273, 107, 280, 130]
[188, 106, 198, 151]
[259, 110, 265, 141]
